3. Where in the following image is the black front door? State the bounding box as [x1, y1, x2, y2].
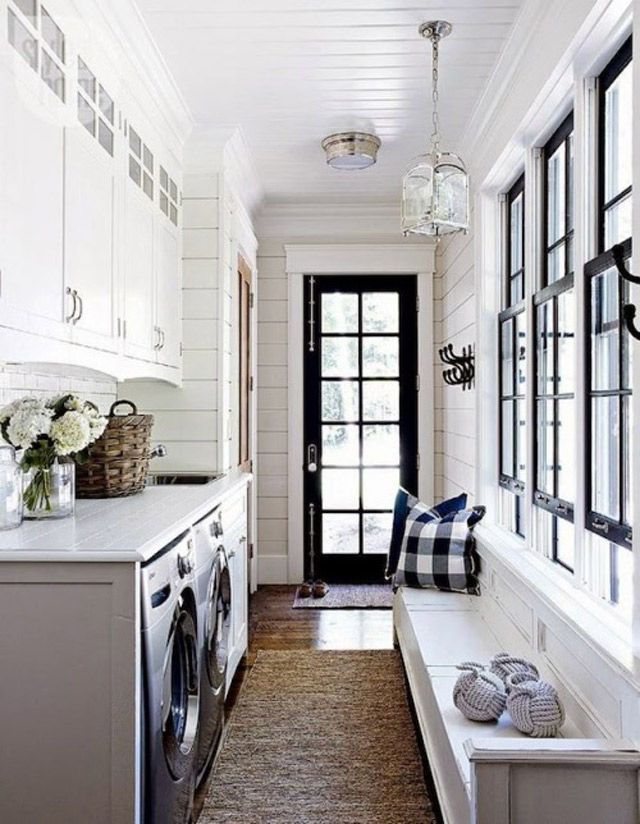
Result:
[303, 275, 418, 583]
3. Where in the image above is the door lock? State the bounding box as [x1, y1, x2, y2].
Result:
[307, 444, 318, 473]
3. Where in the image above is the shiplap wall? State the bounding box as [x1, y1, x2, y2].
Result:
[0, 364, 116, 412]
[434, 208, 476, 502]
[256, 238, 289, 583]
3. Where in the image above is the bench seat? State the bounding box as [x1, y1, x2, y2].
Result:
[394, 586, 640, 824]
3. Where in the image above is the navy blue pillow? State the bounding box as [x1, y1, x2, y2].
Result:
[385, 489, 468, 579]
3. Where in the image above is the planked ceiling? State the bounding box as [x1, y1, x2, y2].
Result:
[135, 0, 524, 208]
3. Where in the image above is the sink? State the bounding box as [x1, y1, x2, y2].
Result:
[146, 473, 223, 486]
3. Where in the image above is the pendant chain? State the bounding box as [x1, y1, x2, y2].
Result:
[430, 34, 440, 157]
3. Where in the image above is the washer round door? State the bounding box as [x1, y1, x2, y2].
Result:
[205, 551, 231, 691]
[162, 600, 200, 779]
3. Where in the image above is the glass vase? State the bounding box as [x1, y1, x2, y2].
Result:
[22, 460, 75, 520]
[0, 445, 23, 530]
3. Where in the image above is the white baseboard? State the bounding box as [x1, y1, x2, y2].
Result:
[257, 554, 289, 584]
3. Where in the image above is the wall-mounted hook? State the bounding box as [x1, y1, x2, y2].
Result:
[622, 304, 640, 341]
[612, 244, 640, 285]
[438, 343, 475, 390]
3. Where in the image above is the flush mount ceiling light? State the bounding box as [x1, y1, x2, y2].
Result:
[402, 21, 470, 238]
[321, 132, 381, 170]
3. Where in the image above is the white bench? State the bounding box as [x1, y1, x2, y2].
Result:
[394, 587, 640, 824]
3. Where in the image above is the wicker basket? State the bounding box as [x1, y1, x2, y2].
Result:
[76, 400, 154, 498]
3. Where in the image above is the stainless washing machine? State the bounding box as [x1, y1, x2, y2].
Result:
[141, 529, 200, 824]
[193, 506, 231, 788]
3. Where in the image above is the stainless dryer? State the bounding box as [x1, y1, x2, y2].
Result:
[141, 529, 200, 824]
[193, 506, 231, 788]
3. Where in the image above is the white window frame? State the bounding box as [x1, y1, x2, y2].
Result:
[475, 14, 637, 640]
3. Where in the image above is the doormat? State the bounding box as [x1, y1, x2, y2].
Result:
[293, 583, 394, 609]
[200, 650, 436, 823]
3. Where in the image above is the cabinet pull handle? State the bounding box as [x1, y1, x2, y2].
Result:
[592, 518, 609, 533]
[74, 291, 83, 324]
[160, 328, 165, 350]
[153, 326, 160, 350]
[65, 287, 77, 323]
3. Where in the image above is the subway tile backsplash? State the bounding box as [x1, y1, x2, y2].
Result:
[0, 364, 117, 414]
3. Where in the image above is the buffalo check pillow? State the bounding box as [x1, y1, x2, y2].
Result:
[393, 500, 486, 594]
[385, 489, 468, 579]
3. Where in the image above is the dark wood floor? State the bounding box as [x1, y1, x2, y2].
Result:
[227, 584, 394, 709]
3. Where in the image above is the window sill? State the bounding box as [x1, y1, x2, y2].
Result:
[474, 522, 639, 688]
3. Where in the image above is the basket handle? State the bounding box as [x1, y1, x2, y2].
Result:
[109, 400, 138, 418]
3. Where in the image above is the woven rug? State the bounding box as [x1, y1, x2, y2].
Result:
[200, 650, 436, 823]
[292, 584, 394, 609]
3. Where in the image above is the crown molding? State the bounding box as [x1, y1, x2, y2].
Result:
[85, 0, 194, 149]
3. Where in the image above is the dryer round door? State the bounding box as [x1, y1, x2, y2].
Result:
[162, 600, 200, 779]
[205, 552, 231, 690]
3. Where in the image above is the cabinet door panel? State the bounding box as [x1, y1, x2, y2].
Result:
[124, 189, 155, 360]
[0, 74, 65, 336]
[155, 221, 181, 368]
[64, 128, 117, 351]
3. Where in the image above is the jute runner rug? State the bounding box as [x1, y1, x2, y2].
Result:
[201, 650, 436, 823]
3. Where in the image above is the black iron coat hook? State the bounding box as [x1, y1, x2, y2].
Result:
[439, 343, 474, 390]
[612, 243, 640, 341]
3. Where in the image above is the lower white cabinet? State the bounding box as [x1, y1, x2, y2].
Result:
[223, 489, 249, 692]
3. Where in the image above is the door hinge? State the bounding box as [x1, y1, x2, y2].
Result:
[249, 375, 254, 391]
[416, 374, 420, 391]
[250, 292, 255, 309]
[417, 452, 421, 471]
[416, 295, 420, 312]
[249, 542, 254, 560]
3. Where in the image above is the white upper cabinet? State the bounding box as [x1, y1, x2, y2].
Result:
[123, 182, 156, 361]
[0, 0, 187, 383]
[0, 60, 66, 339]
[155, 219, 181, 369]
[64, 127, 117, 351]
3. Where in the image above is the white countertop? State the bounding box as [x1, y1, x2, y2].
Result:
[0, 469, 251, 563]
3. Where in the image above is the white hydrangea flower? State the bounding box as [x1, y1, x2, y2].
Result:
[84, 405, 107, 441]
[0, 399, 21, 423]
[50, 411, 91, 456]
[5, 399, 54, 449]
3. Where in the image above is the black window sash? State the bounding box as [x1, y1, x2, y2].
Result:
[499, 300, 526, 500]
[533, 274, 575, 532]
[584, 238, 633, 550]
[598, 36, 633, 253]
[506, 174, 526, 307]
[542, 111, 574, 286]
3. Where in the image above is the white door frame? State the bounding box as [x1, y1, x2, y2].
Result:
[285, 243, 437, 584]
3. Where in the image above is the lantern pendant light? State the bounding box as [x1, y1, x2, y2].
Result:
[402, 21, 470, 238]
